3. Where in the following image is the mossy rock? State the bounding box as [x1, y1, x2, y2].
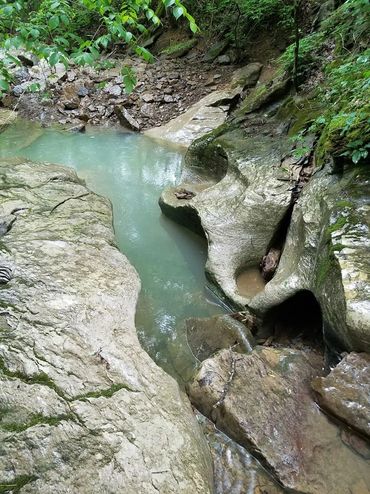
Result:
[160, 38, 198, 58]
[237, 76, 290, 115]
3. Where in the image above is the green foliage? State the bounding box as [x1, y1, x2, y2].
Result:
[282, 0, 370, 167]
[0, 0, 198, 94]
[184, 0, 294, 45]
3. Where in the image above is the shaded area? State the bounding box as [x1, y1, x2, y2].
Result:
[260, 290, 324, 348]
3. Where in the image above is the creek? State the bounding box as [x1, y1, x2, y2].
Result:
[0, 120, 226, 381]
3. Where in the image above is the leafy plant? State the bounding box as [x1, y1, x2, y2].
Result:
[0, 0, 198, 95]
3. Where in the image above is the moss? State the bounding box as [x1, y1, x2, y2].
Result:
[73, 383, 136, 401]
[327, 216, 347, 234]
[160, 38, 197, 57]
[0, 361, 67, 400]
[0, 475, 37, 493]
[0, 413, 75, 433]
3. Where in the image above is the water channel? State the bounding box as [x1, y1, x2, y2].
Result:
[0, 120, 226, 381]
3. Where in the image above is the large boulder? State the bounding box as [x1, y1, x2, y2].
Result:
[160, 123, 294, 307]
[0, 158, 213, 493]
[312, 352, 370, 438]
[188, 347, 370, 493]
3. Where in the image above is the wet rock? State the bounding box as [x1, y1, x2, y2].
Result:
[0, 109, 16, 133]
[312, 352, 370, 438]
[114, 106, 140, 131]
[188, 346, 370, 493]
[68, 123, 86, 133]
[198, 412, 284, 494]
[186, 314, 255, 361]
[0, 157, 213, 493]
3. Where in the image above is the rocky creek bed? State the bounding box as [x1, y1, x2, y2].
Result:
[0, 52, 369, 494]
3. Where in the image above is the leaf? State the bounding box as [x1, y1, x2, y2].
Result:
[48, 15, 60, 30]
[49, 51, 60, 66]
[173, 6, 183, 19]
[0, 80, 9, 91]
[189, 21, 197, 33]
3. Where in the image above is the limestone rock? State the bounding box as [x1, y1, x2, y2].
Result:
[0, 158, 213, 493]
[312, 352, 370, 438]
[188, 347, 370, 493]
[161, 126, 293, 305]
[145, 87, 243, 148]
[0, 109, 16, 133]
[231, 63, 263, 90]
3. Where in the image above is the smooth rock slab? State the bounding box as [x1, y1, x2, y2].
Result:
[0, 158, 213, 493]
[312, 352, 370, 438]
[188, 347, 370, 494]
[145, 88, 242, 148]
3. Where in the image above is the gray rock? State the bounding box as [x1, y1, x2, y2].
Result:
[77, 86, 89, 98]
[105, 84, 122, 97]
[231, 63, 263, 89]
[312, 352, 370, 438]
[0, 157, 213, 493]
[188, 347, 370, 493]
[114, 106, 140, 131]
[217, 54, 231, 65]
[142, 92, 155, 103]
[204, 41, 229, 62]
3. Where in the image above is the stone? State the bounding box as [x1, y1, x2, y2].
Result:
[198, 412, 284, 494]
[114, 106, 140, 131]
[188, 346, 370, 493]
[145, 87, 243, 148]
[312, 352, 370, 438]
[77, 86, 89, 98]
[61, 84, 80, 110]
[238, 76, 290, 115]
[140, 103, 155, 118]
[105, 84, 122, 97]
[231, 63, 263, 89]
[67, 123, 86, 133]
[0, 109, 16, 133]
[186, 314, 255, 362]
[0, 157, 213, 493]
[163, 94, 174, 103]
[204, 41, 229, 62]
[217, 54, 231, 65]
[142, 92, 155, 103]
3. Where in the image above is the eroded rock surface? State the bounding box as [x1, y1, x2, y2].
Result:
[160, 124, 294, 306]
[312, 352, 370, 438]
[188, 347, 370, 494]
[0, 158, 213, 493]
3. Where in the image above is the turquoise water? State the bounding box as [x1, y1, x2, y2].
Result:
[0, 120, 224, 381]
